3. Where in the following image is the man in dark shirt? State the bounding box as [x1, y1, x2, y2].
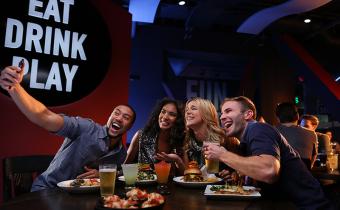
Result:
[300, 114, 332, 155]
[275, 102, 318, 170]
[0, 65, 136, 191]
[203, 96, 333, 209]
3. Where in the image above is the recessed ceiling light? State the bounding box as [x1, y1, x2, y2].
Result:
[178, 1, 186, 6]
[304, 18, 311, 23]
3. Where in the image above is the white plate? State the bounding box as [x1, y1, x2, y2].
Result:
[57, 179, 100, 193]
[118, 175, 157, 184]
[173, 176, 222, 188]
[204, 185, 261, 200]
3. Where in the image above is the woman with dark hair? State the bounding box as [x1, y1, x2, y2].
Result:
[124, 98, 185, 172]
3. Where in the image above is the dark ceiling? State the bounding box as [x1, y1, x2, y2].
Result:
[115, 0, 340, 77]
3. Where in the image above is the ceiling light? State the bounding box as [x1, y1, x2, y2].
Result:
[336, 76, 340, 82]
[304, 18, 311, 23]
[178, 1, 186, 6]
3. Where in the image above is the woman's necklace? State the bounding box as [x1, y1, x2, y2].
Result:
[190, 136, 203, 152]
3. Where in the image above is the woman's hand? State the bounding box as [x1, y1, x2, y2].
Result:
[155, 152, 180, 163]
[155, 152, 185, 174]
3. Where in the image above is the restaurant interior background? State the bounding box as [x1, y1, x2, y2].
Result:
[0, 0, 340, 203]
[125, 0, 340, 141]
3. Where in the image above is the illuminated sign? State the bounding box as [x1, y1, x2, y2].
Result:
[0, 0, 111, 106]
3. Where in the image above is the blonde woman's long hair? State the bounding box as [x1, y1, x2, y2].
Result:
[184, 98, 225, 147]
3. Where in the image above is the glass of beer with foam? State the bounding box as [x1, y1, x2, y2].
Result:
[203, 142, 220, 174]
[99, 163, 117, 196]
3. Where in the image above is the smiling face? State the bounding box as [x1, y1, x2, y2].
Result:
[220, 101, 253, 139]
[158, 103, 178, 130]
[107, 105, 134, 138]
[185, 100, 204, 129]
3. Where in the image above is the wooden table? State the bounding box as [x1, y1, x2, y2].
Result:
[0, 181, 297, 210]
[312, 167, 340, 181]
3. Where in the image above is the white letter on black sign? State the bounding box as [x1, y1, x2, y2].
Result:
[63, 63, 78, 92]
[45, 62, 62, 91]
[4, 18, 23, 49]
[60, 0, 74, 24]
[28, 0, 44, 19]
[25, 22, 43, 53]
[53, 28, 70, 57]
[44, 0, 61, 23]
[30, 59, 45, 89]
[71, 32, 87, 60]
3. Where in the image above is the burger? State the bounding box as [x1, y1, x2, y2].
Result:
[183, 161, 204, 182]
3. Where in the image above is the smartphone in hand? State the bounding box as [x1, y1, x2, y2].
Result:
[18, 59, 25, 71]
[8, 59, 25, 90]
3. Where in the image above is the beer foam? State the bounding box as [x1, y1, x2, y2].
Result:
[99, 168, 116, 172]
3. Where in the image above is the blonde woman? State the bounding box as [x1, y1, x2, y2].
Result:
[184, 97, 239, 168]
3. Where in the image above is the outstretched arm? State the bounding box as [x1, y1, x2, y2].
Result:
[0, 66, 64, 132]
[204, 144, 280, 184]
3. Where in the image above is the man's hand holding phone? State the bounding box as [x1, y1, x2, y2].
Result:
[0, 59, 25, 91]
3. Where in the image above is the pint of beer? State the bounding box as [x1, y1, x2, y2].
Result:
[327, 153, 338, 172]
[204, 142, 219, 173]
[99, 164, 117, 196]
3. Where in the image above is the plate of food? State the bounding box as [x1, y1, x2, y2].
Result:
[173, 176, 222, 188]
[118, 174, 157, 184]
[137, 163, 157, 184]
[204, 185, 261, 200]
[173, 161, 222, 188]
[95, 188, 165, 209]
[57, 178, 100, 193]
[118, 163, 157, 184]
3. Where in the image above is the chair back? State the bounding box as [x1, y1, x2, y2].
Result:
[3, 155, 54, 201]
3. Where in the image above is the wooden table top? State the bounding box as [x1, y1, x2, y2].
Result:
[0, 181, 297, 210]
[312, 167, 340, 181]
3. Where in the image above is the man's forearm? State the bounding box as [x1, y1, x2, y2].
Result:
[9, 84, 63, 132]
[219, 151, 280, 184]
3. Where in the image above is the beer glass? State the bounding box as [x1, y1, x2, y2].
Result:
[154, 161, 171, 195]
[327, 153, 338, 172]
[121, 163, 139, 189]
[99, 163, 117, 196]
[203, 142, 220, 173]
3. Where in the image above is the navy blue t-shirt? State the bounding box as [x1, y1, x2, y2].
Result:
[240, 121, 332, 209]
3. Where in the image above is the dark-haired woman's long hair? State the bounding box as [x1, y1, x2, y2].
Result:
[143, 98, 185, 149]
